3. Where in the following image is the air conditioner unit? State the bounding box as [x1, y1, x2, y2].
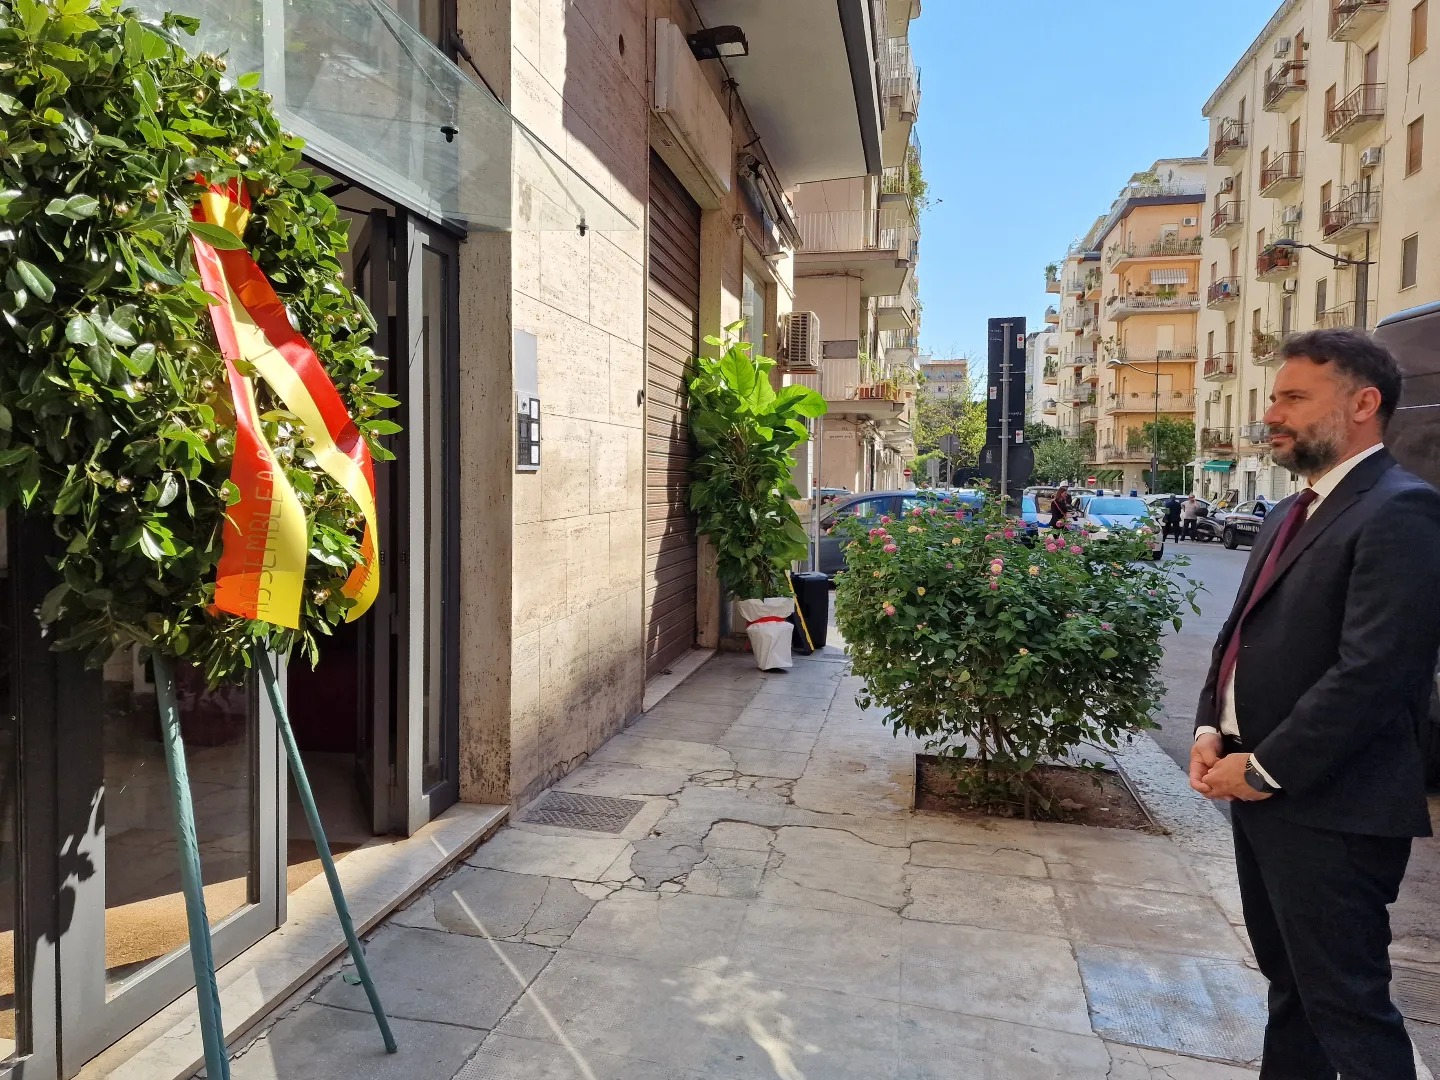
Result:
[1182, 216, 1198, 227]
[784, 311, 822, 372]
[1274, 36, 1292, 57]
[1208, 389, 1222, 404]
[1219, 176, 1235, 195]
[1282, 205, 1302, 225]
[1283, 278, 1299, 293]
[1360, 146, 1383, 169]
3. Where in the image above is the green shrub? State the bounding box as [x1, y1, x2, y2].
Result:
[834, 499, 1199, 813]
[688, 332, 825, 600]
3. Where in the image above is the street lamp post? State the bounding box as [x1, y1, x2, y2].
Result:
[1106, 357, 1162, 494]
[1270, 237, 1375, 328]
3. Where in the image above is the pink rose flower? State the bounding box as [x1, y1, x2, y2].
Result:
[883, 603, 897, 617]
[945, 562, 954, 569]
[955, 511, 965, 521]
[1003, 530, 1015, 539]
[1046, 542, 1058, 552]
[989, 580, 999, 591]
[912, 507, 923, 517]
[883, 543, 898, 554]
[989, 564, 1002, 576]
[880, 515, 892, 524]
[1069, 545, 1082, 554]
[1101, 622, 1112, 631]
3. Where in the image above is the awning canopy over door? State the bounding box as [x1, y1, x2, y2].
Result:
[644, 155, 701, 679]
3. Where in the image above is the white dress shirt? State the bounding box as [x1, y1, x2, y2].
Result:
[1198, 443, 1386, 788]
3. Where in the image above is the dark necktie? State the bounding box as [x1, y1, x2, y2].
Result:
[1216, 488, 1318, 703]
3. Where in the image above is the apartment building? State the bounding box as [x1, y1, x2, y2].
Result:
[921, 356, 971, 397]
[790, 1, 924, 493]
[1024, 329, 1058, 424]
[1047, 218, 1106, 446]
[1200, 0, 1440, 502]
[4, 2, 900, 1077]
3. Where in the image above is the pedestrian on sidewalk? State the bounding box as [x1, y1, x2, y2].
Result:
[1048, 482, 1073, 529]
[1161, 494, 1183, 542]
[1189, 328, 1440, 1080]
[1181, 494, 1200, 541]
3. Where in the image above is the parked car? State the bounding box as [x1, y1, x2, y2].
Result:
[814, 489, 976, 577]
[1077, 496, 1165, 560]
[1216, 497, 1283, 549]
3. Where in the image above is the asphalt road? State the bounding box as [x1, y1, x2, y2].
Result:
[1150, 535, 1440, 1071]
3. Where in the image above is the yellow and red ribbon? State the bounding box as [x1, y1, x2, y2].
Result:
[190, 178, 380, 629]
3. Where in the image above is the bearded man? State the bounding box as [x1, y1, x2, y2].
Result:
[1189, 328, 1440, 1079]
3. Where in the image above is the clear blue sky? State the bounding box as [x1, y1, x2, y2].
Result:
[911, 1, 1277, 360]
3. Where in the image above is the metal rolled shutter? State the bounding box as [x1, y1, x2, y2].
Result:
[645, 154, 701, 678]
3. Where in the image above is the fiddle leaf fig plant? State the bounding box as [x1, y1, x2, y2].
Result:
[688, 330, 827, 600]
[0, 0, 397, 681]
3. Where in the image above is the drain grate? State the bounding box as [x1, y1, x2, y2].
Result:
[519, 792, 646, 833]
[1394, 966, 1440, 1025]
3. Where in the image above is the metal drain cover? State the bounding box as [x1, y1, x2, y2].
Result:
[1394, 966, 1440, 1025]
[519, 792, 645, 833]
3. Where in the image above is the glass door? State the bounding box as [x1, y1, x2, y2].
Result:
[394, 213, 460, 834]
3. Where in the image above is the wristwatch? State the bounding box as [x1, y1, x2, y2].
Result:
[1244, 757, 1278, 794]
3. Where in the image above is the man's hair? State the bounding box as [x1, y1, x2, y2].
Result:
[1279, 328, 1403, 426]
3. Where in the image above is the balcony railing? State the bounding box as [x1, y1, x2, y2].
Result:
[1321, 188, 1381, 241]
[1114, 346, 1200, 364]
[1256, 245, 1299, 279]
[1044, 359, 1059, 383]
[1201, 427, 1235, 449]
[1317, 301, 1377, 329]
[1045, 270, 1063, 294]
[1044, 337, 1059, 354]
[797, 208, 917, 261]
[1213, 118, 1248, 164]
[876, 287, 917, 329]
[1210, 200, 1244, 236]
[1207, 277, 1241, 307]
[1325, 83, 1387, 142]
[881, 165, 916, 201]
[1203, 354, 1237, 381]
[883, 39, 920, 121]
[1330, 0, 1389, 40]
[1109, 293, 1201, 321]
[1108, 237, 1205, 267]
[1240, 422, 1272, 445]
[1042, 398, 1057, 414]
[1253, 331, 1283, 365]
[1260, 151, 1305, 197]
[1079, 403, 1099, 422]
[1264, 60, 1308, 110]
[1045, 305, 1060, 323]
[1064, 276, 1086, 295]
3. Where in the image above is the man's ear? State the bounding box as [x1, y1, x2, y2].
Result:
[1352, 385, 1383, 426]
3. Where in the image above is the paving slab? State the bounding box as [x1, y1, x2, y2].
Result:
[565, 889, 748, 970]
[1039, 829, 1200, 893]
[466, 830, 632, 883]
[684, 847, 771, 899]
[898, 919, 1093, 1035]
[552, 761, 691, 799]
[1053, 881, 1247, 961]
[392, 866, 595, 947]
[590, 733, 736, 774]
[904, 865, 1067, 937]
[226, 1005, 484, 1080]
[626, 713, 733, 744]
[1104, 1042, 1259, 1079]
[733, 903, 903, 1000]
[1077, 945, 1266, 1065]
[896, 1004, 1112, 1079]
[718, 725, 821, 754]
[459, 1032, 726, 1079]
[311, 925, 551, 1029]
[908, 838, 1048, 878]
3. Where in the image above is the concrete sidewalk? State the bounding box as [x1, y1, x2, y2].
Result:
[217, 647, 1284, 1079]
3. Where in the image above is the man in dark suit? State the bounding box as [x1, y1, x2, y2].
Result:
[1189, 328, 1440, 1080]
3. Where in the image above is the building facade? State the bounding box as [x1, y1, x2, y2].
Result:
[0, 2, 907, 1077]
[1199, 0, 1439, 502]
[789, 0, 924, 494]
[920, 356, 971, 397]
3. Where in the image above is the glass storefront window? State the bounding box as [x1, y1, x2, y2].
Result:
[102, 652, 257, 998]
[741, 270, 767, 350]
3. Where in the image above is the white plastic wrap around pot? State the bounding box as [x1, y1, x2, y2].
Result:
[737, 597, 795, 671]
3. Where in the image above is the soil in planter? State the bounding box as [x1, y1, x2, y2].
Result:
[916, 755, 1158, 833]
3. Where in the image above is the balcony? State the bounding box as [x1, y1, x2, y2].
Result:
[880, 163, 921, 209]
[1264, 60, 1308, 111]
[1260, 151, 1305, 198]
[1062, 276, 1085, 295]
[1068, 385, 1097, 407]
[1256, 244, 1299, 280]
[875, 285, 918, 330]
[1078, 360, 1099, 383]
[1321, 187, 1381, 242]
[1325, 84, 1387, 142]
[882, 38, 920, 164]
[1044, 337, 1059, 354]
[1210, 200, 1244, 237]
[1252, 331, 1283, 365]
[1109, 292, 1201, 322]
[1099, 443, 1146, 463]
[1240, 421, 1272, 445]
[1317, 300, 1377, 328]
[1203, 353, 1237, 381]
[1114, 346, 1200, 364]
[1046, 271, 1063, 294]
[1079, 403, 1099, 423]
[1201, 427, 1236, 450]
[1213, 118, 1248, 164]
[1207, 277, 1242, 307]
[1044, 359, 1059, 384]
[1042, 398, 1057, 415]
[1330, 0, 1389, 41]
[1045, 305, 1060, 324]
[1107, 236, 1204, 269]
[796, 208, 916, 295]
[791, 357, 911, 419]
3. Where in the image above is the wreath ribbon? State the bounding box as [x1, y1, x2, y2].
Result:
[190, 179, 380, 629]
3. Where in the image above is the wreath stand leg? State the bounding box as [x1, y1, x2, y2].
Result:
[256, 649, 398, 1054]
[153, 655, 232, 1080]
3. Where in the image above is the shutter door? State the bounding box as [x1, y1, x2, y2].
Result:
[645, 154, 702, 678]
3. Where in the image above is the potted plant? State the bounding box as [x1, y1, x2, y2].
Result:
[689, 331, 826, 669]
[834, 497, 1199, 815]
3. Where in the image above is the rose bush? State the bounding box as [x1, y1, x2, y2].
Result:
[834, 498, 1199, 814]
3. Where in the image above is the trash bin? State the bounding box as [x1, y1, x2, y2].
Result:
[789, 572, 830, 654]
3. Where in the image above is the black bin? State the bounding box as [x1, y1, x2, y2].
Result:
[789, 572, 831, 654]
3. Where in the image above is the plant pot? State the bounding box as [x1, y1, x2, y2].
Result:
[736, 597, 796, 671]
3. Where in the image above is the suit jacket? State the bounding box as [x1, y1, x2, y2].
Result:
[1195, 449, 1440, 837]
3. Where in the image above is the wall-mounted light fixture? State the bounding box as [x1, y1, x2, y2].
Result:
[687, 25, 749, 60]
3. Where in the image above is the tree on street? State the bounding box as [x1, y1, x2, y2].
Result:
[1032, 437, 1087, 484]
[913, 366, 986, 483]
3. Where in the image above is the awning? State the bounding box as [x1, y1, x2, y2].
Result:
[1203, 460, 1234, 471]
[1150, 269, 1190, 285]
[141, 0, 636, 234]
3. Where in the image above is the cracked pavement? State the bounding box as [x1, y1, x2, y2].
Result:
[216, 648, 1274, 1080]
